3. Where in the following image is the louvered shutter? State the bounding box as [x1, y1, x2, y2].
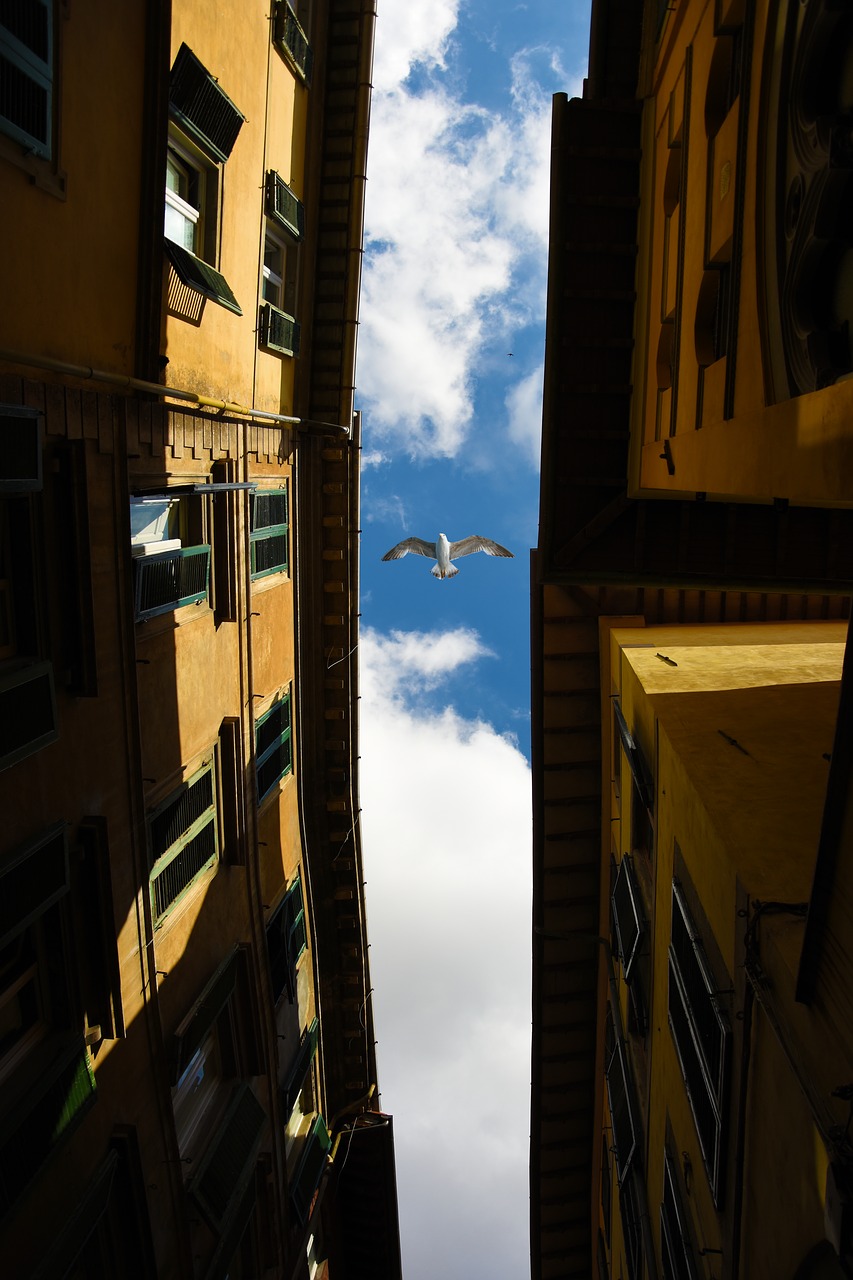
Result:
[265, 171, 304, 240]
[0, 660, 58, 770]
[164, 240, 242, 316]
[290, 1115, 330, 1224]
[169, 43, 245, 162]
[171, 950, 240, 1085]
[0, 821, 68, 948]
[283, 1018, 319, 1114]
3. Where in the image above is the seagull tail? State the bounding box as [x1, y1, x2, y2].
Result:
[430, 563, 458, 579]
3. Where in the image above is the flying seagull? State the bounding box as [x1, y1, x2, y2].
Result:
[381, 532, 513, 579]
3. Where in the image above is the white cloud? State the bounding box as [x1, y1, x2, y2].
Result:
[505, 365, 543, 468]
[358, 26, 570, 460]
[371, 0, 461, 91]
[362, 492, 409, 526]
[361, 448, 390, 469]
[358, 626, 532, 1280]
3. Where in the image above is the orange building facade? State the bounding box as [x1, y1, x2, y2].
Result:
[0, 2, 399, 1278]
[531, 2, 853, 1278]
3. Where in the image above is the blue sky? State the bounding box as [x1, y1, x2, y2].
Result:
[354, 3, 589, 1277]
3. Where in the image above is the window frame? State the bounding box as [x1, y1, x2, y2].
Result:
[255, 691, 293, 805]
[250, 487, 289, 580]
[605, 1031, 639, 1186]
[611, 855, 644, 983]
[660, 1147, 699, 1280]
[266, 873, 307, 1005]
[0, 0, 53, 158]
[667, 879, 730, 1204]
[147, 757, 219, 927]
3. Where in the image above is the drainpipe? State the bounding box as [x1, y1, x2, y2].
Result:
[0, 346, 350, 436]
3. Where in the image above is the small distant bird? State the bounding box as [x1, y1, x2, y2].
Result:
[381, 532, 513, 579]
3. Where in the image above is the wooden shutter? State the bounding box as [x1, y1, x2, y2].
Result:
[282, 1018, 319, 1114]
[164, 240, 242, 316]
[169, 43, 245, 161]
[258, 302, 301, 356]
[290, 1115, 330, 1224]
[265, 171, 304, 239]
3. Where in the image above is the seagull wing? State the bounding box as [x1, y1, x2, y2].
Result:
[381, 537, 437, 561]
[449, 536, 514, 559]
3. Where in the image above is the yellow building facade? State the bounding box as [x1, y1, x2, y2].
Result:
[531, 1, 853, 1278]
[0, 2, 399, 1278]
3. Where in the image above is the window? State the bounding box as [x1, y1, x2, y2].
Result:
[604, 1008, 639, 1186]
[0, 659, 58, 770]
[131, 494, 210, 620]
[619, 1174, 644, 1280]
[290, 1115, 330, 1225]
[274, 1, 314, 85]
[266, 874, 307, 1005]
[250, 488, 288, 579]
[165, 44, 245, 315]
[262, 233, 285, 307]
[256, 692, 293, 803]
[0, 824, 97, 1216]
[0, 1035, 96, 1215]
[668, 880, 730, 1203]
[0, 0, 53, 157]
[660, 1148, 698, 1280]
[0, 823, 70, 1079]
[283, 1017, 318, 1119]
[170, 952, 266, 1261]
[147, 760, 218, 925]
[611, 857, 643, 982]
[614, 701, 655, 858]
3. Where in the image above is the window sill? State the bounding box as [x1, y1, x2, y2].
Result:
[0, 132, 67, 200]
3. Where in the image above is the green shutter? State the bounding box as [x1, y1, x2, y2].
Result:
[148, 761, 218, 925]
[250, 489, 288, 579]
[169, 43, 245, 162]
[190, 1083, 266, 1231]
[258, 302, 300, 356]
[283, 1018, 319, 1114]
[255, 694, 293, 803]
[274, 3, 313, 86]
[290, 1115, 330, 1225]
[164, 240, 242, 316]
[0, 0, 52, 157]
[265, 171, 304, 240]
[134, 540, 211, 619]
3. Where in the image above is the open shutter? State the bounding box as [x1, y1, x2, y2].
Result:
[258, 302, 300, 356]
[165, 240, 242, 316]
[283, 1018, 319, 1114]
[265, 171, 304, 240]
[169, 43, 245, 161]
[274, 3, 313, 86]
[611, 856, 643, 981]
[290, 1115, 330, 1225]
[605, 1040, 638, 1185]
